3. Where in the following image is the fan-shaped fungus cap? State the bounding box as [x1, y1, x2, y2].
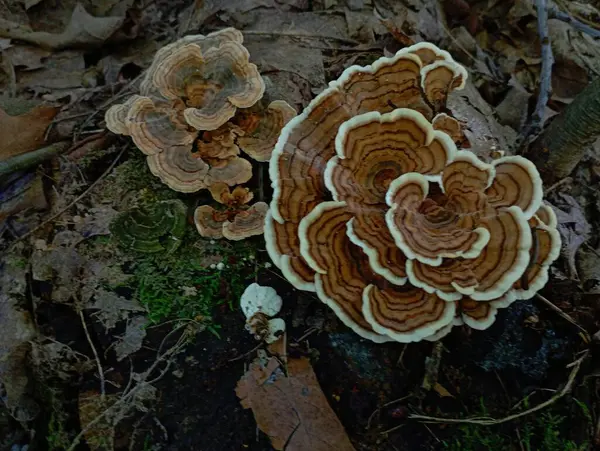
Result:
[140, 28, 244, 98]
[110, 200, 187, 254]
[144, 34, 264, 131]
[193, 205, 228, 239]
[209, 183, 253, 207]
[195, 123, 242, 166]
[105, 95, 144, 135]
[240, 283, 283, 318]
[432, 113, 467, 145]
[223, 202, 268, 241]
[125, 97, 196, 156]
[265, 42, 561, 343]
[235, 100, 297, 162]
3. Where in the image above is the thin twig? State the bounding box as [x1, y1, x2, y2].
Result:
[9, 146, 126, 250]
[544, 176, 572, 195]
[66, 326, 191, 451]
[379, 424, 405, 435]
[408, 353, 586, 426]
[367, 395, 413, 430]
[535, 294, 590, 342]
[228, 342, 263, 362]
[519, 0, 554, 150]
[79, 310, 106, 401]
[548, 5, 600, 38]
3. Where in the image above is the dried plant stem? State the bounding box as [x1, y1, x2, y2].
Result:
[9, 146, 126, 250]
[79, 310, 105, 400]
[528, 76, 600, 183]
[535, 294, 590, 342]
[66, 325, 191, 451]
[408, 353, 586, 426]
[0, 142, 69, 178]
[519, 0, 554, 149]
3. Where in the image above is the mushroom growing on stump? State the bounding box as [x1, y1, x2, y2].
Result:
[104, 28, 296, 193]
[265, 42, 561, 343]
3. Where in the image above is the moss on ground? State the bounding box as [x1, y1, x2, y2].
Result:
[120, 229, 259, 327]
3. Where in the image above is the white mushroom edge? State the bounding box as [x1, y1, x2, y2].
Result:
[240, 283, 286, 343]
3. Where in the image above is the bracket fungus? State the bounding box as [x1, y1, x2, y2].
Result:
[105, 28, 296, 193]
[194, 183, 268, 241]
[110, 199, 187, 254]
[265, 43, 561, 343]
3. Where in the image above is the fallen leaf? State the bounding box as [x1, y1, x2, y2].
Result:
[114, 315, 148, 361]
[236, 356, 355, 451]
[2, 44, 51, 70]
[0, 3, 125, 50]
[17, 50, 86, 93]
[85, 289, 144, 330]
[433, 382, 454, 398]
[0, 102, 58, 160]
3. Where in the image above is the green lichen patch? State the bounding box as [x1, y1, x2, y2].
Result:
[110, 199, 187, 254]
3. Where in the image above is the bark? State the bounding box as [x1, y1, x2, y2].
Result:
[528, 77, 600, 184]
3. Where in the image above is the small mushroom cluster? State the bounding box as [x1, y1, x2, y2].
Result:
[240, 283, 286, 344]
[266, 43, 561, 343]
[105, 28, 296, 241]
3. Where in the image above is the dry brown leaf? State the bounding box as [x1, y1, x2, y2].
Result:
[236, 356, 355, 451]
[0, 3, 124, 50]
[0, 103, 58, 160]
[433, 382, 454, 398]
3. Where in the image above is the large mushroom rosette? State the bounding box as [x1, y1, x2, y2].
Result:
[105, 28, 295, 193]
[265, 43, 561, 343]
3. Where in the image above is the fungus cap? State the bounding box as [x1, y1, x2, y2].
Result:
[144, 38, 265, 131]
[264, 41, 560, 343]
[236, 100, 297, 162]
[240, 283, 283, 318]
[223, 201, 268, 241]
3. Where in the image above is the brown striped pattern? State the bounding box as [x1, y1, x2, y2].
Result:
[147, 145, 209, 192]
[349, 208, 407, 281]
[306, 204, 380, 334]
[140, 28, 244, 98]
[422, 63, 459, 108]
[195, 124, 241, 165]
[237, 100, 297, 162]
[205, 156, 253, 187]
[183, 42, 264, 131]
[125, 97, 196, 156]
[330, 115, 450, 205]
[486, 160, 537, 214]
[459, 299, 494, 323]
[432, 113, 466, 145]
[365, 285, 449, 333]
[194, 205, 227, 239]
[223, 202, 269, 241]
